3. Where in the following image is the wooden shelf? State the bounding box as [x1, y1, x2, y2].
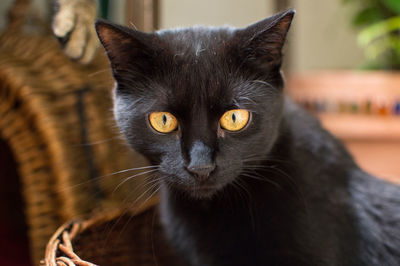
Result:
[285, 71, 400, 182]
[318, 114, 400, 141]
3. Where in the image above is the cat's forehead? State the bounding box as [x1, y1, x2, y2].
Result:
[142, 26, 272, 115]
[156, 26, 236, 55]
[151, 27, 241, 109]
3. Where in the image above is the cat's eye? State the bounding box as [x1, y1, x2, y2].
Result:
[149, 112, 178, 133]
[220, 109, 250, 132]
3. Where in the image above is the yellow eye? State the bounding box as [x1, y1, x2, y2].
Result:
[220, 109, 250, 132]
[149, 112, 178, 133]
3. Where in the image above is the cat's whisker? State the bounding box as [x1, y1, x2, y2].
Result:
[55, 165, 160, 193]
[128, 21, 138, 30]
[240, 172, 282, 189]
[236, 179, 257, 230]
[242, 157, 295, 167]
[128, 173, 166, 206]
[235, 179, 251, 199]
[114, 183, 163, 246]
[242, 165, 271, 169]
[260, 166, 309, 216]
[242, 154, 292, 163]
[231, 180, 247, 204]
[119, 173, 161, 205]
[240, 170, 266, 180]
[100, 165, 160, 179]
[230, 179, 256, 229]
[116, 178, 163, 229]
[112, 169, 159, 194]
[75, 137, 120, 146]
[101, 173, 164, 250]
[88, 68, 113, 77]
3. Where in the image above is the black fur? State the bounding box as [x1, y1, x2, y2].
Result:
[96, 9, 400, 265]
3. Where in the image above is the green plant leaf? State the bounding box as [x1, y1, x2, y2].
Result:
[364, 35, 397, 58]
[382, 0, 400, 14]
[352, 7, 384, 27]
[358, 16, 400, 46]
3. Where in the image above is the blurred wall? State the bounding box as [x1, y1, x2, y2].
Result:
[109, 0, 126, 25]
[160, 0, 274, 28]
[290, 0, 365, 72]
[159, 0, 365, 72]
[0, 0, 366, 72]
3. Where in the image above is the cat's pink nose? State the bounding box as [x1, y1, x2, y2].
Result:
[187, 164, 215, 180]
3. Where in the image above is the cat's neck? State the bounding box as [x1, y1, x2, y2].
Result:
[158, 133, 312, 265]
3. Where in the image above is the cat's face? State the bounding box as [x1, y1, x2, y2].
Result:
[96, 10, 294, 199]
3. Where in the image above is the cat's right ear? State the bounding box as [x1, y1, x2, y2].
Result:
[235, 9, 295, 70]
[95, 19, 154, 74]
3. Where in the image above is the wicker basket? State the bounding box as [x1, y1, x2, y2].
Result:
[0, 1, 148, 264]
[41, 197, 185, 266]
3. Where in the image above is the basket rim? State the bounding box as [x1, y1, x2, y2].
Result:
[41, 196, 159, 266]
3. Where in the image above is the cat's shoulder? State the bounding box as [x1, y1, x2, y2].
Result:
[282, 97, 354, 164]
[350, 170, 400, 264]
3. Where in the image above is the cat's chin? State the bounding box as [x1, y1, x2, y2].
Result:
[175, 183, 226, 200]
[186, 185, 221, 199]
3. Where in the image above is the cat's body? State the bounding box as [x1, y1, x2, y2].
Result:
[160, 98, 400, 265]
[95, 9, 400, 266]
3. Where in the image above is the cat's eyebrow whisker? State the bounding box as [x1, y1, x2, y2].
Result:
[248, 79, 272, 87]
[113, 169, 159, 194]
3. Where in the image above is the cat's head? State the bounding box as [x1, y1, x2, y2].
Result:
[96, 9, 294, 199]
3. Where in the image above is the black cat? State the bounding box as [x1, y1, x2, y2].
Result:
[95, 9, 400, 266]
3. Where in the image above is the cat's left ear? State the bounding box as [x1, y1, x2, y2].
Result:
[95, 19, 155, 76]
[237, 9, 295, 69]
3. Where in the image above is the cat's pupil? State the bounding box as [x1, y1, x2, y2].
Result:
[232, 113, 236, 123]
[162, 114, 167, 125]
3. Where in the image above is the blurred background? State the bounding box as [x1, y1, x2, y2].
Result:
[0, 0, 399, 265]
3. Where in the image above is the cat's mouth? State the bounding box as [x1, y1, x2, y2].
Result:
[190, 185, 218, 191]
[163, 167, 235, 199]
[188, 186, 218, 198]
[184, 183, 226, 199]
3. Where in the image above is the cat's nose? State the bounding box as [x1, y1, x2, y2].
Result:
[187, 163, 216, 179]
[187, 141, 215, 180]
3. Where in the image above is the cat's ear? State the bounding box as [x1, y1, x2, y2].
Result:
[237, 9, 295, 69]
[95, 19, 154, 75]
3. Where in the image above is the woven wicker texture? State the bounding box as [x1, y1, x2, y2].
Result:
[42, 198, 185, 266]
[0, 1, 148, 264]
